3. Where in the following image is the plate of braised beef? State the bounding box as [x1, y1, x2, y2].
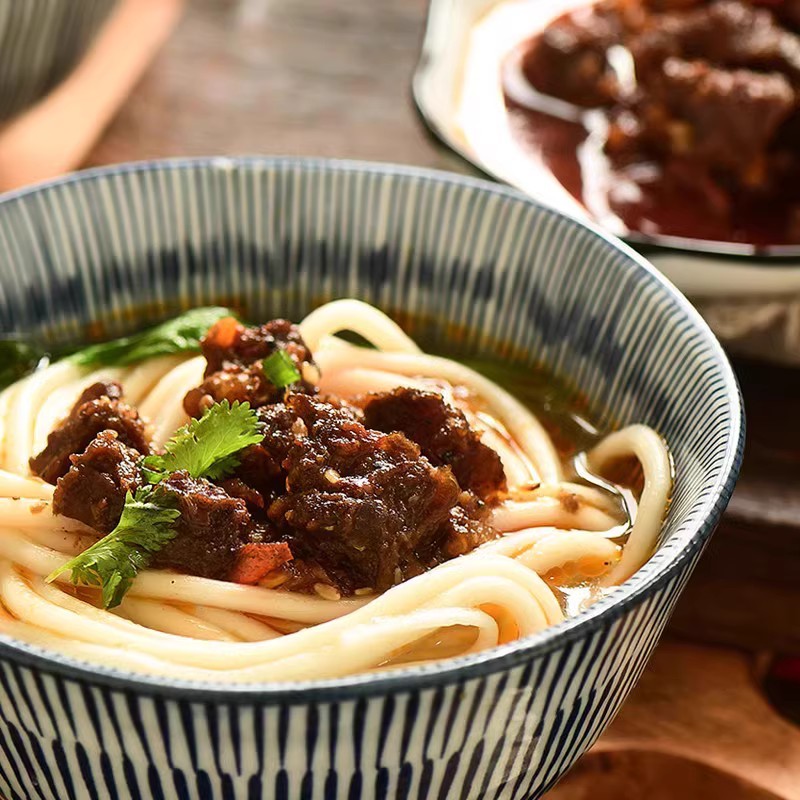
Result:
[414, 0, 800, 362]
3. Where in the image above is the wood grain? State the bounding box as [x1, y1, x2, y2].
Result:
[87, 0, 469, 173]
[547, 641, 800, 800]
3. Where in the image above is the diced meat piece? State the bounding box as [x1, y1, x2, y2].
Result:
[650, 58, 795, 171]
[152, 472, 253, 580]
[201, 317, 314, 376]
[655, 1, 800, 82]
[229, 542, 293, 585]
[264, 394, 468, 592]
[361, 388, 507, 501]
[70, 380, 123, 412]
[52, 431, 144, 533]
[30, 388, 151, 484]
[219, 478, 266, 512]
[184, 317, 317, 417]
[272, 558, 352, 594]
[437, 498, 499, 561]
[231, 402, 309, 500]
[183, 364, 275, 417]
[521, 6, 623, 106]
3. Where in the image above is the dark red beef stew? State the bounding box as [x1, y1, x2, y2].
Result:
[511, 0, 800, 245]
[31, 319, 505, 598]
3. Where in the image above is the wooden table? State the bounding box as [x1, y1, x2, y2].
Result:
[87, 0, 467, 172]
[85, 2, 800, 796]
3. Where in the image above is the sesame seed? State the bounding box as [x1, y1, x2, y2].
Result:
[314, 583, 341, 601]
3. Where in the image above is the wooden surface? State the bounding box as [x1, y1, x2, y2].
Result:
[547, 641, 800, 800]
[83, 3, 800, 796]
[87, 0, 467, 172]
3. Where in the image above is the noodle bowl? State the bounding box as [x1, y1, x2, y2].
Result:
[0, 299, 672, 682]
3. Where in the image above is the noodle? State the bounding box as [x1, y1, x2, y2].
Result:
[0, 302, 672, 681]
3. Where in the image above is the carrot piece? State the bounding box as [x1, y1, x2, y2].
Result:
[206, 316, 242, 348]
[229, 542, 293, 585]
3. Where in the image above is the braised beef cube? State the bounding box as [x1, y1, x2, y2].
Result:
[266, 394, 462, 591]
[521, 6, 623, 106]
[201, 317, 314, 376]
[30, 394, 151, 484]
[659, 1, 800, 82]
[361, 388, 507, 501]
[184, 317, 318, 416]
[219, 478, 265, 512]
[52, 431, 144, 533]
[653, 58, 795, 171]
[230, 402, 307, 498]
[438, 499, 498, 561]
[184, 364, 276, 417]
[152, 472, 253, 580]
[70, 381, 123, 413]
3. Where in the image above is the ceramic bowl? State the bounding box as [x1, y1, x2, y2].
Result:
[0, 0, 117, 123]
[413, 0, 800, 364]
[0, 158, 743, 800]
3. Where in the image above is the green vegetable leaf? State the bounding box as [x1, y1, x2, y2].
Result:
[262, 349, 301, 390]
[142, 400, 264, 483]
[70, 307, 237, 368]
[0, 337, 46, 390]
[46, 488, 180, 609]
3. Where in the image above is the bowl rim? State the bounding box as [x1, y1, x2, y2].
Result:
[0, 155, 745, 702]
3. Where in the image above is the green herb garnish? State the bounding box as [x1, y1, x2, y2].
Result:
[49, 400, 265, 608]
[0, 338, 46, 390]
[142, 400, 263, 483]
[71, 307, 236, 368]
[262, 349, 301, 390]
[47, 488, 180, 609]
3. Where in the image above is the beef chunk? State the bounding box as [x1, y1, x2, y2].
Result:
[649, 1, 800, 82]
[263, 394, 472, 592]
[219, 478, 266, 512]
[30, 386, 151, 484]
[231, 402, 309, 501]
[71, 380, 123, 412]
[438, 498, 499, 560]
[151, 472, 253, 580]
[522, 5, 624, 106]
[649, 58, 795, 171]
[361, 388, 507, 501]
[52, 431, 144, 533]
[183, 317, 317, 417]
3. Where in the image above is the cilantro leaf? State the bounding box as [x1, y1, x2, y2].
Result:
[262, 350, 301, 390]
[46, 488, 180, 609]
[142, 400, 264, 484]
[71, 307, 237, 368]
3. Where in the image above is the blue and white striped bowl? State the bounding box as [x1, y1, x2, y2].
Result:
[0, 158, 743, 800]
[0, 0, 117, 123]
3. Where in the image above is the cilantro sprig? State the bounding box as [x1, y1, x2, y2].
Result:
[47, 400, 264, 609]
[262, 349, 301, 390]
[47, 488, 180, 609]
[143, 400, 263, 483]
